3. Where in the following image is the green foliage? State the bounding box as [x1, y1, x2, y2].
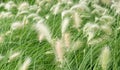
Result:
[0, 0, 120, 70]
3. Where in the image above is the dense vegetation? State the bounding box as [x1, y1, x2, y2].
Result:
[0, 0, 120, 70]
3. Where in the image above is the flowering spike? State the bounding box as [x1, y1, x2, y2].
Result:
[55, 39, 64, 63]
[8, 52, 21, 62]
[100, 46, 110, 70]
[11, 21, 24, 30]
[61, 18, 69, 36]
[34, 20, 52, 43]
[19, 57, 31, 70]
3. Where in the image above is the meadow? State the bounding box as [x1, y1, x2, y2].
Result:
[0, 0, 120, 70]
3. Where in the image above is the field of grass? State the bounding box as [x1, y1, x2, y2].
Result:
[0, 0, 120, 70]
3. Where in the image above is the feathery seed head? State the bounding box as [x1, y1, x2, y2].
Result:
[100, 0, 111, 5]
[92, 4, 108, 15]
[100, 24, 112, 35]
[33, 16, 42, 22]
[99, 15, 114, 24]
[100, 46, 110, 70]
[88, 38, 103, 45]
[4, 1, 16, 11]
[62, 32, 71, 48]
[8, 52, 21, 62]
[83, 23, 100, 41]
[71, 1, 89, 12]
[38, 33, 45, 42]
[61, 17, 70, 36]
[73, 12, 81, 29]
[87, 32, 95, 42]
[34, 20, 52, 43]
[0, 12, 13, 19]
[16, 11, 29, 17]
[36, 8, 41, 14]
[61, 10, 73, 19]
[55, 39, 64, 63]
[50, 3, 62, 15]
[83, 23, 99, 33]
[11, 21, 24, 30]
[29, 5, 38, 12]
[71, 40, 83, 51]
[18, 2, 29, 11]
[58, 0, 73, 5]
[111, 1, 120, 14]
[27, 13, 39, 19]
[19, 57, 31, 70]
[35, 0, 44, 6]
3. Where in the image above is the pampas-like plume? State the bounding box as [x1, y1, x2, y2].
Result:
[11, 16, 28, 30]
[29, 5, 38, 12]
[16, 11, 29, 17]
[35, 0, 46, 6]
[61, 10, 73, 19]
[27, 13, 39, 19]
[83, 23, 99, 42]
[73, 12, 81, 29]
[8, 52, 21, 62]
[71, 40, 83, 51]
[99, 15, 113, 24]
[35, 0, 42, 5]
[83, 23, 99, 33]
[36, 8, 41, 14]
[61, 18, 70, 36]
[50, 3, 61, 15]
[0, 12, 13, 19]
[27, 13, 40, 22]
[33, 16, 41, 22]
[58, 0, 73, 4]
[55, 40, 64, 63]
[38, 33, 45, 42]
[100, 24, 112, 35]
[99, 46, 110, 70]
[88, 38, 103, 45]
[92, 4, 108, 15]
[111, 1, 120, 14]
[100, 0, 111, 5]
[19, 57, 31, 70]
[88, 35, 109, 45]
[71, 1, 89, 12]
[11, 21, 24, 30]
[4, 1, 16, 11]
[62, 33, 71, 48]
[34, 20, 52, 43]
[87, 31, 95, 42]
[18, 2, 29, 11]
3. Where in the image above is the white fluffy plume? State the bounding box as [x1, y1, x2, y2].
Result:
[34, 20, 52, 43]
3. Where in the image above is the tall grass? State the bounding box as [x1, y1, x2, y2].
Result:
[0, 0, 120, 70]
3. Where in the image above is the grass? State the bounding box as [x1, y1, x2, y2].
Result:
[0, 0, 120, 70]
